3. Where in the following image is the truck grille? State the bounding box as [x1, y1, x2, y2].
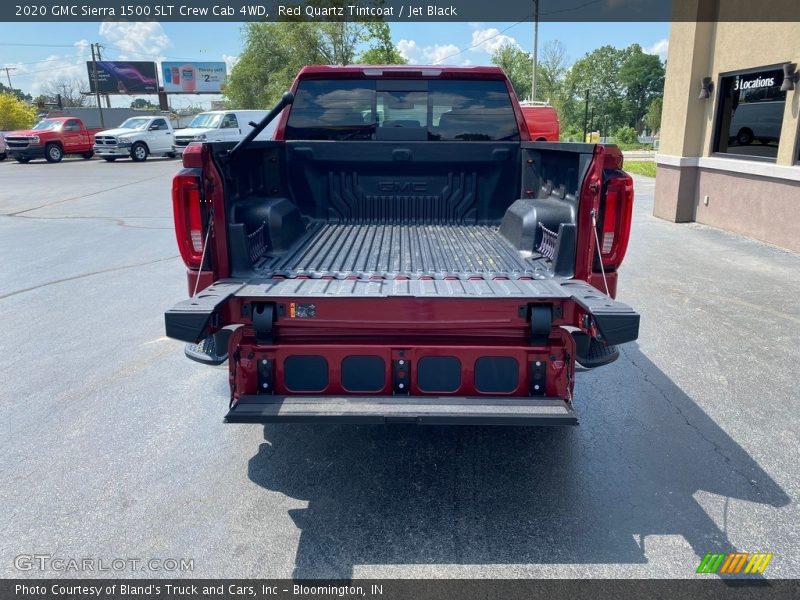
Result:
[174, 136, 194, 147]
[5, 136, 32, 149]
[94, 136, 117, 145]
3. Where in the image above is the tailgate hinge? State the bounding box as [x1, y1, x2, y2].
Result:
[528, 304, 553, 347]
[253, 302, 276, 345]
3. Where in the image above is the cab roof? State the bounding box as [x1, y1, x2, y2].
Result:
[296, 65, 509, 80]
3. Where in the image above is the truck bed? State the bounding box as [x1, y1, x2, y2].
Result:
[259, 222, 548, 279]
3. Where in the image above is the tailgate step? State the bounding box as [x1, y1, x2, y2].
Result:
[225, 396, 577, 426]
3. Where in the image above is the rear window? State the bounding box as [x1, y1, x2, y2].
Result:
[285, 79, 520, 142]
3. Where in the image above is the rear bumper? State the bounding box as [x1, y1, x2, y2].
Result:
[225, 395, 577, 426]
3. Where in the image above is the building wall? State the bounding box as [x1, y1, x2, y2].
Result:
[654, 1, 800, 252]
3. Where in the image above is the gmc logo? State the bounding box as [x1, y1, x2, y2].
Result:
[377, 181, 428, 193]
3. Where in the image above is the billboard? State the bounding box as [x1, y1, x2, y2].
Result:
[161, 62, 227, 93]
[86, 61, 158, 94]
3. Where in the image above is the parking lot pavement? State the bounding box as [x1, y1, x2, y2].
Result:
[1, 161, 798, 579]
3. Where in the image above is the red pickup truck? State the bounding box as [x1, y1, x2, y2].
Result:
[164, 65, 639, 426]
[4, 116, 101, 163]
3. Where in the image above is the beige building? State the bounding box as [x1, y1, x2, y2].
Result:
[655, 2, 800, 252]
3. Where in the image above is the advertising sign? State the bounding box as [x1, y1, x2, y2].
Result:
[86, 61, 158, 94]
[161, 62, 227, 93]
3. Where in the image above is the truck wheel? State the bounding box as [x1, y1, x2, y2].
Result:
[15, 157, 31, 164]
[45, 143, 63, 163]
[81, 151, 94, 160]
[103, 157, 117, 162]
[130, 142, 148, 162]
[0, 153, 6, 161]
[736, 128, 754, 145]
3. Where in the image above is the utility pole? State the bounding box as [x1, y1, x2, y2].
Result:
[2, 66, 16, 89]
[90, 43, 105, 128]
[94, 44, 112, 108]
[531, 0, 539, 101]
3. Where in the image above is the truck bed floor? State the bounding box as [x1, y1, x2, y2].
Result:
[261, 223, 547, 279]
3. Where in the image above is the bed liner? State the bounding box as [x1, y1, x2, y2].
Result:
[257, 222, 549, 280]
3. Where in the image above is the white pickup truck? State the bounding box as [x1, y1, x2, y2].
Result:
[93, 115, 176, 162]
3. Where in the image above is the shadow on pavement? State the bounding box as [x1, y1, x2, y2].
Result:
[247, 343, 789, 578]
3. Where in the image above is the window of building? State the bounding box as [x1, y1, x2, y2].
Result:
[713, 67, 787, 161]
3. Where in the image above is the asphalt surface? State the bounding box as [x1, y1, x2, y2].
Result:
[1, 156, 798, 579]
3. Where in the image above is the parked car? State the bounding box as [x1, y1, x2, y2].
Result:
[4, 117, 101, 163]
[172, 110, 277, 155]
[164, 65, 640, 426]
[94, 115, 176, 162]
[519, 101, 560, 141]
[0, 132, 6, 161]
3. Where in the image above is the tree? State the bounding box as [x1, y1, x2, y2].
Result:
[491, 44, 531, 101]
[225, 19, 399, 108]
[619, 44, 665, 132]
[41, 77, 90, 107]
[357, 23, 407, 64]
[565, 45, 630, 136]
[130, 98, 158, 110]
[0, 82, 32, 103]
[0, 92, 37, 130]
[612, 125, 638, 145]
[645, 96, 663, 134]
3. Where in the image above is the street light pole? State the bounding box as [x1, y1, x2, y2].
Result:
[531, 0, 539, 101]
[583, 89, 590, 141]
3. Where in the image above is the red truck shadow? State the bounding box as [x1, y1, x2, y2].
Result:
[246, 343, 789, 578]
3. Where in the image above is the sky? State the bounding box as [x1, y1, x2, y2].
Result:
[0, 21, 670, 109]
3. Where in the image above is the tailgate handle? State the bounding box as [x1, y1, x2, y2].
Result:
[253, 303, 276, 345]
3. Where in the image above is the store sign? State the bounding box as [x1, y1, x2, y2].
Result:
[161, 62, 227, 93]
[733, 69, 783, 92]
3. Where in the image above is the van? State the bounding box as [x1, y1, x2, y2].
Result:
[173, 110, 277, 154]
[519, 101, 560, 141]
[728, 101, 783, 146]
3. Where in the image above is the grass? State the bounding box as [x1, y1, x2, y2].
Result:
[623, 161, 657, 178]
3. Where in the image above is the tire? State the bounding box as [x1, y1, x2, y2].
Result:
[45, 143, 63, 163]
[736, 128, 754, 146]
[103, 157, 118, 162]
[758, 138, 771, 145]
[0, 153, 6, 162]
[165, 152, 177, 159]
[130, 142, 148, 162]
[15, 157, 31, 164]
[82, 151, 94, 160]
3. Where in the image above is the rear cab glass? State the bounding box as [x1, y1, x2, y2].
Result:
[285, 79, 520, 141]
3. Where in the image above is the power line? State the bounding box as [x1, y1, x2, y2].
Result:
[433, 20, 531, 64]
[0, 42, 83, 48]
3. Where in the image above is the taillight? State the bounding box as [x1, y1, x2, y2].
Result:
[599, 171, 634, 270]
[172, 170, 206, 269]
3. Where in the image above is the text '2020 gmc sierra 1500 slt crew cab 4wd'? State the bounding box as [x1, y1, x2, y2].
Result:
[164, 65, 640, 425]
